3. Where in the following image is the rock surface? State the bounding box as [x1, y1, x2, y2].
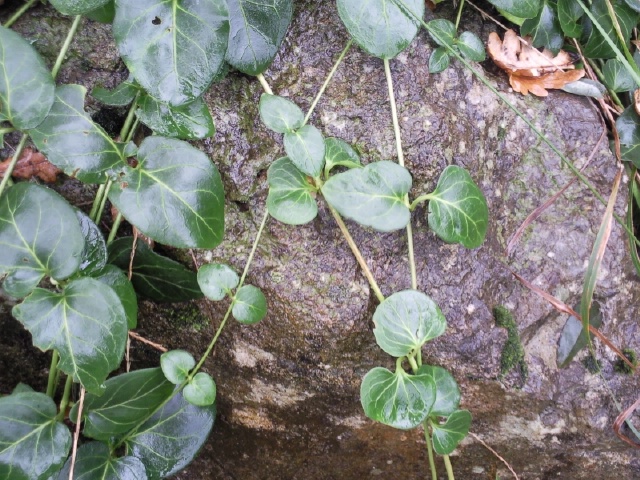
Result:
[2, 1, 640, 479]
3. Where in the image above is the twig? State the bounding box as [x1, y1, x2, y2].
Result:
[469, 432, 520, 479]
[68, 387, 85, 480]
[128, 331, 168, 352]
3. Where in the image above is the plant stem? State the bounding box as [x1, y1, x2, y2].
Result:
[238, 209, 270, 287]
[410, 194, 432, 211]
[2, 0, 39, 28]
[56, 375, 74, 421]
[46, 351, 60, 398]
[443, 454, 455, 480]
[0, 127, 15, 136]
[94, 180, 113, 224]
[52, 15, 83, 80]
[257, 74, 274, 95]
[120, 93, 142, 141]
[424, 423, 438, 480]
[454, 0, 466, 31]
[0, 134, 28, 198]
[89, 183, 107, 221]
[107, 212, 124, 245]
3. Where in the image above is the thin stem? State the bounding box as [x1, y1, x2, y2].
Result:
[94, 180, 113, 224]
[454, 0, 466, 31]
[0, 127, 15, 136]
[107, 212, 124, 245]
[68, 387, 85, 480]
[408, 355, 418, 373]
[257, 74, 274, 95]
[120, 93, 142, 141]
[46, 351, 60, 398]
[2, 0, 39, 28]
[56, 375, 74, 421]
[443, 454, 455, 480]
[424, 423, 438, 480]
[238, 209, 270, 287]
[89, 183, 107, 221]
[0, 134, 28, 198]
[52, 15, 83, 80]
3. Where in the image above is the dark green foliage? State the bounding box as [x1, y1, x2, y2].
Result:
[582, 353, 601, 374]
[614, 349, 638, 374]
[493, 306, 528, 384]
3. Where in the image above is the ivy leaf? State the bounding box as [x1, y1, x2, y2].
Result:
[429, 47, 451, 74]
[73, 368, 173, 442]
[557, 0, 584, 38]
[92, 265, 138, 329]
[77, 210, 107, 276]
[557, 303, 603, 368]
[113, 0, 229, 106]
[92, 77, 138, 106]
[486, 0, 541, 19]
[225, 0, 293, 75]
[456, 32, 486, 62]
[283, 125, 326, 177]
[417, 365, 460, 417]
[267, 157, 318, 225]
[197, 263, 239, 301]
[161, 350, 196, 384]
[108, 237, 203, 302]
[521, 1, 564, 53]
[85, 1, 116, 23]
[324, 137, 361, 174]
[431, 409, 472, 455]
[0, 183, 84, 298]
[49, 0, 110, 15]
[602, 59, 635, 92]
[259, 94, 304, 134]
[136, 94, 215, 140]
[232, 285, 267, 325]
[30, 85, 128, 184]
[0, 392, 71, 480]
[616, 105, 640, 166]
[360, 367, 436, 430]
[582, 0, 639, 59]
[57, 442, 147, 480]
[12, 278, 127, 394]
[373, 290, 446, 357]
[321, 161, 412, 232]
[108, 136, 225, 248]
[426, 165, 488, 248]
[184, 372, 217, 406]
[337, 0, 424, 59]
[0, 26, 55, 130]
[427, 19, 456, 48]
[125, 392, 216, 479]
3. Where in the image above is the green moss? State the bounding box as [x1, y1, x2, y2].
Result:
[493, 305, 528, 385]
[582, 353, 601, 374]
[614, 348, 637, 375]
[160, 302, 209, 332]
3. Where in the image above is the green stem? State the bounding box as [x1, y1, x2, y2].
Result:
[93, 180, 113, 224]
[237, 209, 270, 288]
[0, 127, 15, 136]
[410, 194, 432, 211]
[257, 73, 274, 95]
[120, 93, 142, 141]
[603, 0, 637, 72]
[408, 355, 418, 373]
[52, 15, 83, 80]
[424, 423, 438, 480]
[107, 212, 124, 245]
[2, 0, 39, 28]
[89, 183, 107, 221]
[46, 351, 60, 399]
[56, 375, 74, 421]
[454, 0, 466, 31]
[443, 454, 455, 480]
[0, 134, 28, 198]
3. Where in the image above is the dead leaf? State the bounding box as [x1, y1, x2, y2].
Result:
[0, 148, 60, 183]
[634, 89, 640, 116]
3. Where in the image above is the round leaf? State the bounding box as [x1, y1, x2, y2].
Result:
[161, 350, 196, 384]
[91, 265, 139, 329]
[429, 47, 450, 74]
[77, 210, 108, 276]
[373, 290, 446, 357]
[267, 157, 318, 225]
[92, 77, 138, 106]
[456, 32, 486, 62]
[431, 409, 472, 455]
[417, 365, 460, 417]
[183, 372, 217, 406]
[57, 442, 147, 480]
[197, 263, 239, 301]
[426, 165, 488, 249]
[49, 0, 110, 15]
[486, 0, 541, 19]
[136, 94, 215, 140]
[259, 94, 304, 134]
[283, 125, 326, 177]
[360, 367, 436, 430]
[324, 137, 361, 174]
[232, 285, 267, 325]
[427, 19, 456, 48]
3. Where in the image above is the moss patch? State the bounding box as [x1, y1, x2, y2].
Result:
[614, 348, 637, 375]
[493, 305, 528, 385]
[158, 302, 209, 332]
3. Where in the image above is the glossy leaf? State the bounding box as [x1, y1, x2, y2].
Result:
[625, 0, 640, 12]
[161, 350, 196, 384]
[283, 125, 326, 177]
[136, 94, 215, 140]
[557, 0, 583, 38]
[431, 409, 472, 455]
[184, 372, 216, 406]
[30, 85, 128, 183]
[427, 19, 456, 48]
[267, 157, 318, 225]
[113, 0, 229, 105]
[49, 0, 110, 15]
[603, 59, 635, 92]
[456, 32, 486, 61]
[0, 26, 55, 130]
[322, 161, 411, 232]
[92, 77, 138, 106]
[521, 1, 563, 52]
[233, 285, 267, 325]
[0, 392, 71, 480]
[57, 442, 146, 480]
[337, 0, 424, 59]
[426, 165, 488, 248]
[85, 0, 116, 23]
[616, 105, 640, 166]
[74, 368, 173, 441]
[557, 304, 603, 368]
[197, 263, 239, 301]
[0, 183, 84, 298]
[108, 136, 225, 248]
[360, 367, 436, 430]
[108, 237, 203, 302]
[225, 0, 293, 75]
[125, 392, 216, 479]
[417, 365, 460, 417]
[92, 265, 138, 329]
[582, 0, 639, 59]
[486, 0, 541, 19]
[13, 278, 127, 394]
[77, 210, 108, 276]
[429, 47, 450, 74]
[324, 137, 361, 174]
[373, 290, 446, 357]
[259, 94, 304, 133]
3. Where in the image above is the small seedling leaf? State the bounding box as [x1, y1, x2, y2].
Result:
[284, 125, 326, 177]
[557, 0, 584, 37]
[161, 350, 196, 384]
[91, 265, 138, 329]
[431, 409, 472, 455]
[233, 285, 267, 325]
[557, 304, 603, 368]
[521, 2, 564, 53]
[582, 0, 639, 59]
[417, 365, 460, 417]
[457, 32, 486, 62]
[197, 263, 239, 301]
[136, 94, 215, 140]
[485, 0, 541, 19]
[184, 372, 217, 406]
[427, 19, 456, 48]
[429, 47, 451, 74]
[49, 0, 110, 15]
[77, 210, 108, 276]
[259, 94, 305, 133]
[602, 59, 636, 92]
[324, 137, 361, 174]
[57, 442, 146, 480]
[267, 157, 318, 225]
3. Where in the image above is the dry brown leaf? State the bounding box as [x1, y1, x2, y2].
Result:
[510, 69, 586, 97]
[0, 148, 60, 183]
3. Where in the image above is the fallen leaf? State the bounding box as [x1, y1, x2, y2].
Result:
[0, 148, 60, 183]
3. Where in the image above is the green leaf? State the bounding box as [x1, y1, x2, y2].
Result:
[625, 0, 640, 13]
[0, 26, 55, 130]
[92, 77, 138, 106]
[85, 0, 116, 23]
[13, 278, 127, 394]
[557, 304, 603, 368]
[136, 94, 215, 140]
[603, 59, 635, 92]
[259, 94, 304, 134]
[427, 19, 456, 48]
[58, 442, 147, 480]
[321, 161, 411, 232]
[616, 105, 640, 166]
[0, 183, 84, 298]
[267, 157, 318, 225]
[225, 0, 293, 75]
[373, 290, 446, 357]
[0, 392, 71, 480]
[125, 392, 216, 479]
[582, 0, 639, 59]
[184, 372, 217, 406]
[108, 136, 225, 248]
[557, 0, 584, 38]
[197, 263, 239, 301]
[161, 350, 196, 384]
[324, 137, 361, 174]
[77, 210, 108, 276]
[560, 78, 606, 98]
[431, 409, 472, 455]
[49, 0, 110, 15]
[73, 368, 173, 442]
[486, 0, 541, 19]
[108, 237, 203, 302]
[456, 32, 486, 62]
[30, 85, 128, 183]
[429, 47, 451, 74]
[360, 367, 436, 430]
[426, 165, 488, 248]
[232, 285, 267, 325]
[113, 0, 229, 106]
[521, 1, 564, 53]
[417, 365, 460, 417]
[283, 125, 326, 177]
[92, 265, 138, 329]
[337, 0, 424, 59]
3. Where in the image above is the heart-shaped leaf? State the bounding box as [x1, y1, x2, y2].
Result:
[603, 59, 635, 92]
[373, 290, 446, 357]
[456, 32, 486, 62]
[77, 210, 108, 276]
[486, 0, 541, 19]
[108, 136, 225, 248]
[616, 105, 640, 166]
[360, 367, 436, 430]
[557, 0, 583, 37]
[582, 0, 639, 59]
[0, 183, 84, 298]
[161, 350, 196, 384]
[225, 0, 293, 75]
[73, 368, 173, 441]
[259, 94, 304, 134]
[0, 392, 71, 480]
[49, 0, 111, 15]
[417, 365, 460, 417]
[91, 265, 138, 329]
[197, 263, 239, 301]
[267, 157, 318, 225]
[184, 372, 216, 406]
[337, 0, 424, 59]
[136, 94, 215, 140]
[92, 77, 138, 106]
[431, 409, 472, 455]
[429, 47, 451, 74]
[427, 19, 456, 48]
[12, 278, 127, 394]
[0, 26, 55, 130]
[57, 442, 147, 480]
[30, 85, 128, 183]
[108, 237, 203, 302]
[232, 285, 267, 325]
[284, 125, 326, 177]
[322, 161, 412, 232]
[426, 165, 488, 248]
[521, 1, 563, 53]
[324, 137, 361, 174]
[113, 0, 229, 106]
